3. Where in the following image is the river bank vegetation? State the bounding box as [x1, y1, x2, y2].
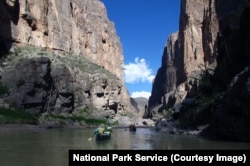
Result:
[0, 107, 38, 124]
[0, 106, 111, 127]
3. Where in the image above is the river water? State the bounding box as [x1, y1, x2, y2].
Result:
[0, 127, 249, 166]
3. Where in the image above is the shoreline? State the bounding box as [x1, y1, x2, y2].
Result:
[0, 123, 155, 134]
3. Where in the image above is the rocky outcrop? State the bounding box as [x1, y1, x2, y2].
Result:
[149, 0, 250, 142]
[180, 0, 218, 77]
[148, 32, 186, 117]
[208, 0, 250, 141]
[0, 0, 136, 125]
[209, 67, 250, 142]
[214, 0, 250, 87]
[0, 47, 126, 117]
[132, 97, 148, 118]
[149, 0, 219, 115]
[148, 33, 179, 110]
[0, 0, 124, 80]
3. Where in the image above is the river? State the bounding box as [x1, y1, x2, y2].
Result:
[0, 127, 249, 165]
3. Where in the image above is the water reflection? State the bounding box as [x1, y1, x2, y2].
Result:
[0, 127, 250, 166]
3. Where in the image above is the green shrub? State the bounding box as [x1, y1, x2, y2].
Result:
[0, 82, 8, 95]
[0, 107, 38, 124]
[161, 109, 173, 120]
[174, 70, 220, 129]
[44, 113, 109, 126]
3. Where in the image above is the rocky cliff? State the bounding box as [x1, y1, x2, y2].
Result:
[148, 32, 181, 116]
[180, 0, 218, 77]
[0, 0, 123, 80]
[209, 0, 250, 142]
[0, 0, 135, 126]
[149, 0, 250, 142]
[149, 0, 218, 115]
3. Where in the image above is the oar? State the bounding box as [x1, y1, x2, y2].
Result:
[88, 133, 96, 141]
[88, 137, 92, 141]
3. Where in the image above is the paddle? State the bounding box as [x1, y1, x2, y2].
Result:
[88, 132, 96, 141]
[88, 137, 92, 141]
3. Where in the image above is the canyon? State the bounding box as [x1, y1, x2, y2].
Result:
[148, 0, 250, 142]
[0, 0, 249, 142]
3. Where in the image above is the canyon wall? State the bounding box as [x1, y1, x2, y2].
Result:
[0, 0, 135, 124]
[210, 0, 250, 141]
[149, 0, 219, 113]
[0, 0, 124, 80]
[148, 0, 250, 141]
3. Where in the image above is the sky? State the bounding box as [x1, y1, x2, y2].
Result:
[101, 0, 181, 99]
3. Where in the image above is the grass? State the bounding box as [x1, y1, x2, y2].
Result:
[44, 113, 109, 126]
[0, 107, 38, 124]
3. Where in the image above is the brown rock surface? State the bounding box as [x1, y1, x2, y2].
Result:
[149, 0, 250, 141]
[179, 0, 218, 78]
[149, 0, 219, 113]
[0, 0, 136, 125]
[0, 0, 124, 80]
[1, 47, 127, 116]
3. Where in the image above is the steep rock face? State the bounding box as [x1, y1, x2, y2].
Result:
[148, 32, 181, 113]
[149, 0, 250, 141]
[215, 0, 250, 86]
[1, 47, 126, 117]
[210, 67, 250, 141]
[0, 0, 136, 121]
[209, 0, 250, 141]
[132, 97, 148, 118]
[0, 0, 124, 80]
[149, 0, 219, 114]
[180, 0, 218, 77]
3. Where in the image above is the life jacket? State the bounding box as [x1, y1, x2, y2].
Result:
[98, 127, 104, 134]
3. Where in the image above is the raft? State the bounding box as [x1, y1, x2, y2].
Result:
[95, 131, 111, 141]
[129, 126, 136, 132]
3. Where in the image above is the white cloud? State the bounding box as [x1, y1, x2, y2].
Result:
[131, 91, 151, 99]
[124, 57, 155, 83]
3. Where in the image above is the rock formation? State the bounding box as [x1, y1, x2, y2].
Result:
[0, 0, 136, 126]
[180, 0, 218, 77]
[149, 0, 219, 113]
[0, 46, 128, 123]
[131, 97, 148, 117]
[0, 0, 123, 80]
[148, 32, 181, 113]
[209, 0, 250, 141]
[149, 0, 250, 141]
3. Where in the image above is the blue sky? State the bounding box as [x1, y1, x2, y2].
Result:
[101, 0, 181, 99]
